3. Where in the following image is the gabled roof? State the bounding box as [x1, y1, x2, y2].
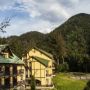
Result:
[31, 56, 49, 67]
[33, 47, 53, 59]
[0, 44, 24, 65]
[0, 53, 24, 65]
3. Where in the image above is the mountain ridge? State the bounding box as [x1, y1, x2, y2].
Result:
[0, 13, 90, 64]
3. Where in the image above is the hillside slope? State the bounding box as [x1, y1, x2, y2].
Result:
[0, 13, 90, 72]
[51, 13, 90, 57]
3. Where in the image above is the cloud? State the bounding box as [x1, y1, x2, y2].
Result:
[19, 0, 70, 19]
[1, 18, 58, 37]
[0, 0, 90, 36]
[69, 0, 79, 4]
[0, 0, 16, 10]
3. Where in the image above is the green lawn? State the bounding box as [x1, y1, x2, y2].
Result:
[53, 73, 88, 90]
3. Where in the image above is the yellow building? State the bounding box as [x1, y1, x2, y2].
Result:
[23, 47, 55, 86]
[0, 45, 25, 89]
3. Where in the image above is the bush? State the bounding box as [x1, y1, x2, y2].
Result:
[57, 62, 69, 72]
[31, 75, 36, 90]
[84, 81, 90, 90]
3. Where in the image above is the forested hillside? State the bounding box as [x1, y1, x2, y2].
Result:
[50, 13, 90, 72]
[0, 13, 90, 72]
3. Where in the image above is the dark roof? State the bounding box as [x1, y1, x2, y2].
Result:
[31, 56, 49, 67]
[33, 47, 53, 59]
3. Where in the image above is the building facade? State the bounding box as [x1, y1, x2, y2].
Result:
[23, 47, 55, 86]
[0, 45, 25, 89]
[0, 44, 55, 89]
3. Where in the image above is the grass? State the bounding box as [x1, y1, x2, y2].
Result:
[52, 73, 88, 90]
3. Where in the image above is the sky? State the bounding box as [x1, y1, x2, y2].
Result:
[0, 0, 90, 37]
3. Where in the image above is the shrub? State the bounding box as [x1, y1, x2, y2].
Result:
[84, 81, 90, 90]
[31, 75, 36, 90]
[57, 62, 69, 72]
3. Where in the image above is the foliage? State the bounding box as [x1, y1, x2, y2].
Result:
[31, 75, 36, 90]
[0, 17, 11, 33]
[84, 81, 90, 90]
[56, 62, 69, 72]
[51, 13, 90, 72]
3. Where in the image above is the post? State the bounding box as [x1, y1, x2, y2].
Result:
[10, 77, 13, 89]
[1, 66, 5, 89]
[1, 77, 4, 89]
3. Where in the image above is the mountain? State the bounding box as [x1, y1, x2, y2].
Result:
[51, 13, 90, 35]
[50, 13, 90, 72]
[51, 13, 90, 56]
[3, 31, 56, 58]
[0, 13, 90, 72]
[0, 13, 90, 58]
[6, 31, 46, 58]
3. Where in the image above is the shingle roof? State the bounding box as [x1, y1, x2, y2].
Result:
[0, 53, 24, 65]
[31, 56, 49, 67]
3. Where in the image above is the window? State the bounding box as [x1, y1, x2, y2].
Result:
[46, 70, 49, 76]
[19, 69, 24, 74]
[2, 52, 9, 58]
